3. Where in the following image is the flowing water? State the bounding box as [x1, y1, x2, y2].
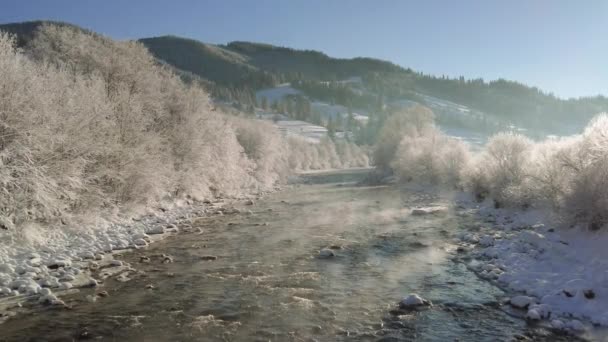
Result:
[0, 170, 573, 341]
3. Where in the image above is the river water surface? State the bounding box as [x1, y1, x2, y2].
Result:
[0, 170, 573, 341]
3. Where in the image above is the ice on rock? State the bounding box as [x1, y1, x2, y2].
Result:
[133, 233, 151, 242]
[14, 265, 27, 275]
[529, 303, 551, 319]
[318, 249, 335, 258]
[133, 238, 148, 247]
[47, 259, 71, 269]
[10, 279, 35, 290]
[526, 308, 541, 320]
[165, 224, 179, 233]
[551, 319, 565, 330]
[146, 226, 165, 235]
[562, 279, 592, 298]
[86, 278, 99, 287]
[518, 230, 546, 248]
[58, 282, 73, 290]
[0, 264, 14, 273]
[566, 319, 585, 332]
[461, 233, 479, 244]
[38, 275, 61, 287]
[114, 240, 130, 250]
[60, 274, 75, 282]
[39, 287, 52, 296]
[479, 235, 495, 247]
[39, 293, 64, 305]
[80, 251, 95, 260]
[23, 283, 41, 295]
[27, 257, 42, 267]
[399, 294, 431, 308]
[509, 295, 536, 309]
[482, 248, 499, 258]
[28, 253, 41, 259]
[0, 274, 10, 287]
[411, 206, 448, 216]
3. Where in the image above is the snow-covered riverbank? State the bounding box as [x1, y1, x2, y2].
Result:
[455, 195, 608, 337]
[0, 196, 259, 322]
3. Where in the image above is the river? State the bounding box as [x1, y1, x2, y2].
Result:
[0, 169, 573, 341]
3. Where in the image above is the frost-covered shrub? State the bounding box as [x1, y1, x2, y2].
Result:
[0, 23, 372, 234]
[373, 105, 434, 171]
[287, 137, 369, 171]
[0, 32, 113, 229]
[392, 127, 471, 186]
[335, 139, 370, 168]
[24, 24, 262, 202]
[524, 136, 579, 207]
[559, 114, 608, 229]
[233, 118, 289, 189]
[0, 25, 278, 234]
[463, 133, 533, 207]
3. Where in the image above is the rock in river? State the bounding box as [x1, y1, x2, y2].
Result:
[318, 249, 335, 258]
[399, 294, 432, 308]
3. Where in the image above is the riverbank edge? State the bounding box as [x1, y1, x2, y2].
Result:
[453, 193, 608, 339]
[0, 187, 278, 323]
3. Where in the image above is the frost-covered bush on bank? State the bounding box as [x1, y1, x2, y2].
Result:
[287, 136, 369, 171]
[0, 24, 368, 238]
[374, 104, 608, 229]
[373, 105, 470, 186]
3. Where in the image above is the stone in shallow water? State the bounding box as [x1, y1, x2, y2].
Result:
[509, 295, 536, 309]
[318, 249, 335, 258]
[526, 308, 541, 320]
[133, 238, 148, 247]
[399, 294, 431, 308]
[146, 226, 165, 235]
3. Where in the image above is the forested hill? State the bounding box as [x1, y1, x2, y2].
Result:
[139, 36, 608, 134]
[2, 20, 607, 134]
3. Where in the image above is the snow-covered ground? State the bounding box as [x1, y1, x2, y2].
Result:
[256, 84, 301, 104]
[274, 119, 328, 143]
[455, 194, 608, 337]
[416, 93, 471, 114]
[311, 101, 368, 123]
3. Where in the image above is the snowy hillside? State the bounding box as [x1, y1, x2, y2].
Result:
[256, 84, 301, 104]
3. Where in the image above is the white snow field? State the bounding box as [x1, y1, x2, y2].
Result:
[274, 119, 328, 144]
[456, 195, 608, 335]
[255, 84, 302, 104]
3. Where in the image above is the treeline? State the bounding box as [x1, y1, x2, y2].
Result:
[0, 24, 368, 234]
[374, 106, 608, 230]
[134, 32, 608, 135]
[413, 75, 608, 134]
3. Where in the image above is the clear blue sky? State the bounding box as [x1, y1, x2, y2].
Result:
[1, 0, 606, 98]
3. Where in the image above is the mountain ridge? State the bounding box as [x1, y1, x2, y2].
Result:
[1, 20, 607, 135]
